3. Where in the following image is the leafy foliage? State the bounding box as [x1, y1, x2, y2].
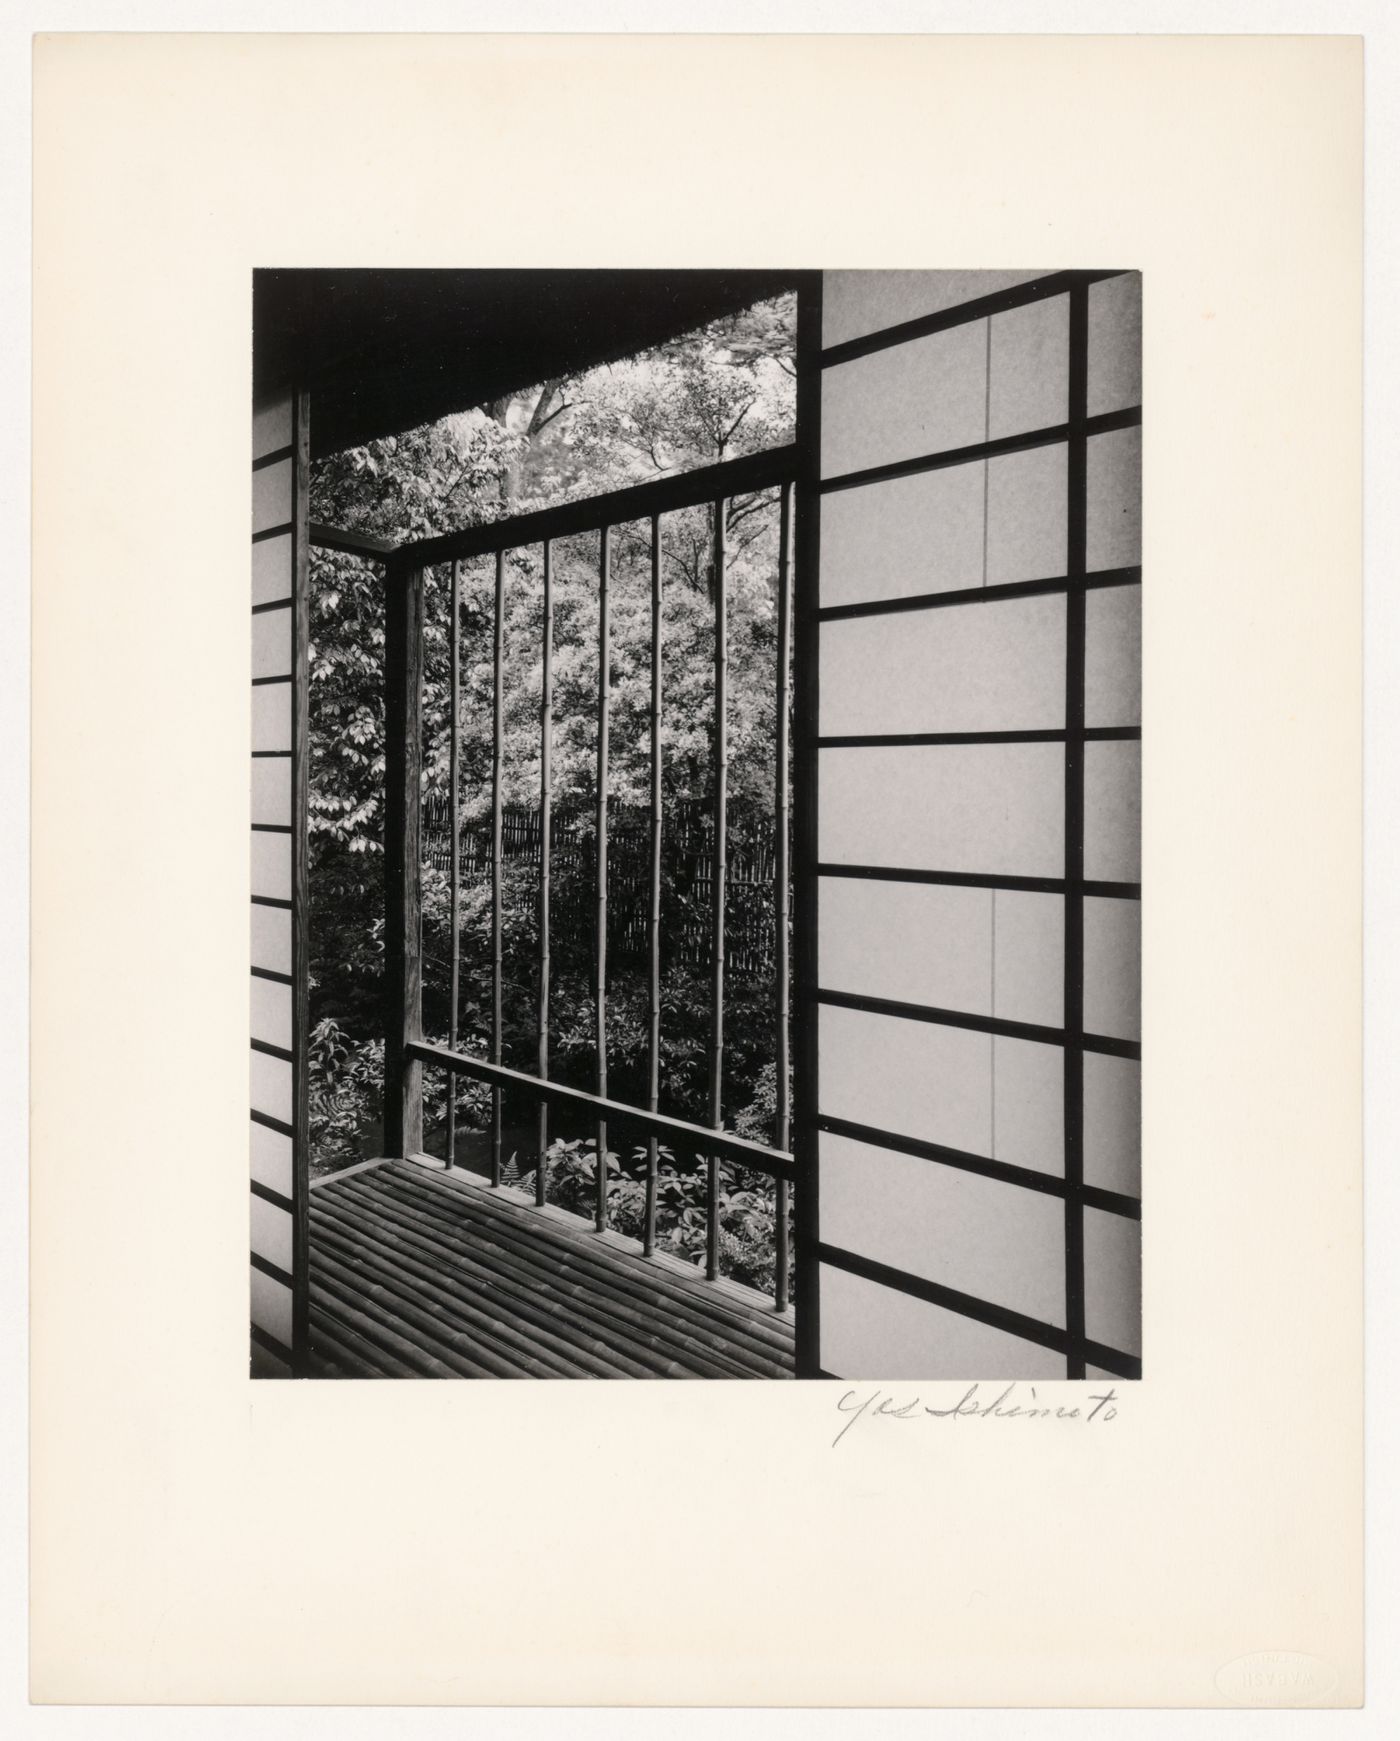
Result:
[516, 1138, 792, 1298]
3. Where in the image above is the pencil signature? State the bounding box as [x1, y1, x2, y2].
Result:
[831, 1383, 1122, 1447]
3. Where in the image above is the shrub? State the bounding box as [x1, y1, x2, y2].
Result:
[517, 1137, 792, 1297]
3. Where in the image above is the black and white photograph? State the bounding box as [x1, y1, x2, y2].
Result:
[250, 267, 1143, 1382]
[25, 18, 1371, 1715]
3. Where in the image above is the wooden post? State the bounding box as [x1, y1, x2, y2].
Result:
[791, 272, 824, 1375]
[537, 540, 553, 1206]
[773, 481, 793, 1312]
[644, 514, 663, 1257]
[383, 558, 425, 1159]
[706, 496, 728, 1282]
[595, 525, 611, 1231]
[447, 560, 461, 1170]
[491, 550, 505, 1187]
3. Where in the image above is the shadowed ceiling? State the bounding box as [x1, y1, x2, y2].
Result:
[253, 268, 798, 459]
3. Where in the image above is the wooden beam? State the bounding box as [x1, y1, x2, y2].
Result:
[396, 444, 797, 569]
[309, 521, 399, 558]
[407, 1040, 796, 1182]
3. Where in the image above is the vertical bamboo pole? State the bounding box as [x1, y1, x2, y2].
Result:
[773, 484, 793, 1309]
[447, 560, 461, 1170]
[595, 525, 611, 1231]
[536, 540, 553, 1207]
[645, 513, 663, 1257]
[491, 549, 505, 1187]
[706, 497, 728, 1282]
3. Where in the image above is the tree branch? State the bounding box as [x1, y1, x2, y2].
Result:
[524, 380, 567, 438]
[719, 398, 757, 448]
[531, 398, 579, 435]
[725, 494, 776, 532]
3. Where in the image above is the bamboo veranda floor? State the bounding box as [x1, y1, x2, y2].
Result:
[307, 1160, 796, 1379]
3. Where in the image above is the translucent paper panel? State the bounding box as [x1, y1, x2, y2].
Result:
[820, 1262, 1065, 1380]
[1085, 584, 1142, 728]
[822, 269, 1044, 348]
[250, 1048, 293, 1124]
[819, 1002, 991, 1157]
[250, 975, 292, 1051]
[1088, 273, 1143, 418]
[989, 294, 1069, 439]
[250, 830, 291, 902]
[251, 680, 291, 752]
[820, 593, 1065, 737]
[821, 319, 988, 479]
[991, 1034, 1064, 1176]
[252, 533, 292, 606]
[819, 878, 992, 1014]
[1086, 426, 1142, 571]
[991, 889, 1064, 1028]
[250, 903, 291, 975]
[985, 442, 1068, 585]
[251, 608, 291, 679]
[819, 743, 1065, 877]
[251, 756, 291, 826]
[252, 391, 292, 460]
[821, 1130, 1066, 1326]
[250, 1265, 293, 1345]
[1083, 1051, 1141, 1198]
[250, 1196, 294, 1273]
[819, 460, 985, 606]
[1084, 1207, 1141, 1357]
[252, 458, 293, 535]
[1084, 895, 1141, 1042]
[1084, 740, 1141, 883]
[250, 1119, 293, 1197]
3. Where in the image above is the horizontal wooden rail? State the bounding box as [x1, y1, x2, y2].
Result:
[391, 444, 798, 569]
[309, 521, 399, 558]
[406, 1040, 796, 1182]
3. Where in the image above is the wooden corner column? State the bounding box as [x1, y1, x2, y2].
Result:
[383, 557, 425, 1159]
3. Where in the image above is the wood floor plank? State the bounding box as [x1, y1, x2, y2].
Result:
[309, 1278, 466, 1378]
[362, 1168, 794, 1372]
[313, 1194, 657, 1379]
[309, 1310, 400, 1378]
[347, 1172, 776, 1378]
[312, 1209, 603, 1378]
[336, 1182, 741, 1380]
[392, 1163, 796, 1347]
[308, 1158, 796, 1380]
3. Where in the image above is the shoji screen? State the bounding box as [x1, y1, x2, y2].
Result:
[809, 271, 1141, 1381]
[250, 388, 310, 1376]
